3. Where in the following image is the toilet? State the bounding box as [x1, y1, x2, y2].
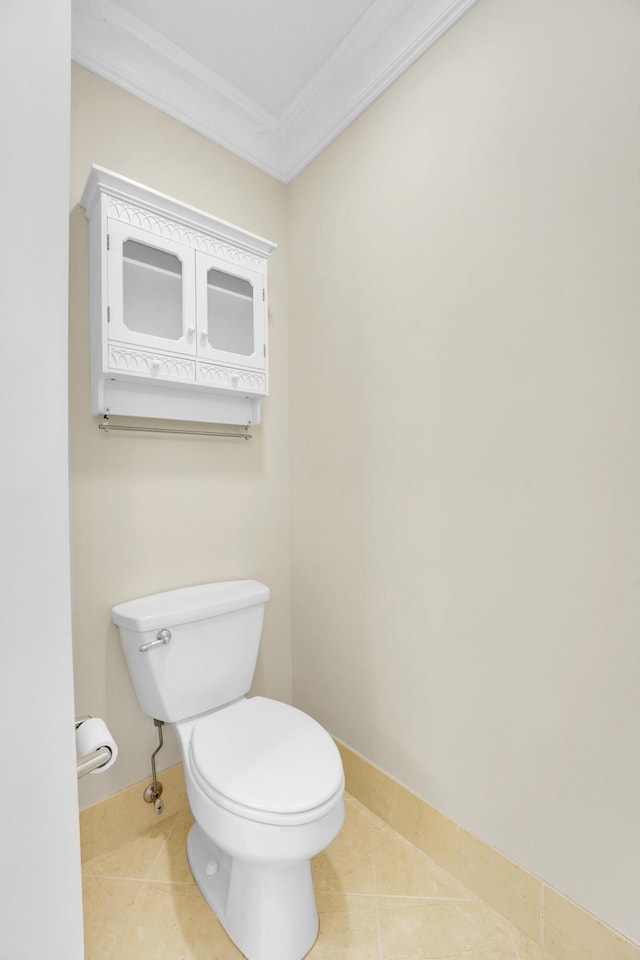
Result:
[112, 580, 344, 960]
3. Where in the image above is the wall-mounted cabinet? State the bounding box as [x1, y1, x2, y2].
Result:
[80, 166, 276, 425]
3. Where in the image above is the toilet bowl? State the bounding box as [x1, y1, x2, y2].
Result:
[113, 581, 344, 960]
[177, 698, 344, 960]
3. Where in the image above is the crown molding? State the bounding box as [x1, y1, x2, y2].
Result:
[72, 0, 478, 183]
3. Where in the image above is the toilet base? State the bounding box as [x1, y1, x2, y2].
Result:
[187, 822, 319, 960]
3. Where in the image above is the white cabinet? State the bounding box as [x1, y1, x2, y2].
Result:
[80, 166, 276, 425]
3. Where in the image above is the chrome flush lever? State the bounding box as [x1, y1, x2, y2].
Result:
[139, 628, 172, 653]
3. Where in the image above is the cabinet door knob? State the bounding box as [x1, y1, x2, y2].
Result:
[186, 327, 195, 342]
[200, 332, 208, 347]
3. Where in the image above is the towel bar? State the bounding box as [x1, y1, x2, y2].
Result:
[99, 415, 251, 439]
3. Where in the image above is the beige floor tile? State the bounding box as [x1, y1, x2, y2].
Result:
[507, 926, 554, 960]
[147, 807, 196, 884]
[377, 896, 517, 960]
[458, 946, 519, 960]
[371, 816, 475, 901]
[82, 875, 144, 960]
[312, 795, 376, 894]
[108, 880, 243, 960]
[308, 893, 381, 959]
[81, 787, 565, 960]
[82, 815, 176, 880]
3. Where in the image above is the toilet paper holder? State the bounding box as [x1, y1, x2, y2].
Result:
[75, 716, 115, 779]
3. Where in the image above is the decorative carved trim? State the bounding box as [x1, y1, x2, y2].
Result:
[198, 362, 266, 394]
[108, 345, 195, 381]
[108, 198, 264, 270]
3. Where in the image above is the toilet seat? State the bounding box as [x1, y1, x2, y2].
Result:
[188, 697, 344, 826]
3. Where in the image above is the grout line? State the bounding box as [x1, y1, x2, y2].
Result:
[367, 808, 384, 960]
[142, 810, 183, 883]
[82, 871, 146, 885]
[319, 890, 476, 902]
[89, 873, 194, 885]
[507, 925, 523, 960]
[356, 892, 477, 902]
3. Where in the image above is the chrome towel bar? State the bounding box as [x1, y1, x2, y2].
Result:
[99, 415, 252, 439]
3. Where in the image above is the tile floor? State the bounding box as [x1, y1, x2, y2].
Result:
[82, 793, 553, 960]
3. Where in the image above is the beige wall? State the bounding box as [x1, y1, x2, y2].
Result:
[289, 0, 640, 945]
[70, 65, 291, 808]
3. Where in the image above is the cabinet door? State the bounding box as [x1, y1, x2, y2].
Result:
[195, 252, 265, 371]
[107, 219, 196, 356]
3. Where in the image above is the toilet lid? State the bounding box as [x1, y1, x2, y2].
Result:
[190, 697, 344, 817]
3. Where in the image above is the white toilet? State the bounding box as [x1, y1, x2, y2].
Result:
[112, 580, 344, 960]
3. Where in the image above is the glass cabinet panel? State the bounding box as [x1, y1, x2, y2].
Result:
[106, 219, 196, 355]
[123, 240, 183, 340]
[206, 268, 254, 356]
[195, 251, 265, 370]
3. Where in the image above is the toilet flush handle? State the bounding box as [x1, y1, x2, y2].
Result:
[139, 628, 172, 653]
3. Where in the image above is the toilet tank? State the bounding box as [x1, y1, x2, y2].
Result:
[112, 580, 270, 722]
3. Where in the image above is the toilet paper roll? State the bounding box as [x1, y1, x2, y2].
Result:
[75, 717, 118, 774]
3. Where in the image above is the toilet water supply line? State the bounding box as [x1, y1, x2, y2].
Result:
[144, 718, 165, 813]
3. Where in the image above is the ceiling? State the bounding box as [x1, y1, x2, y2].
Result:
[72, 0, 478, 183]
